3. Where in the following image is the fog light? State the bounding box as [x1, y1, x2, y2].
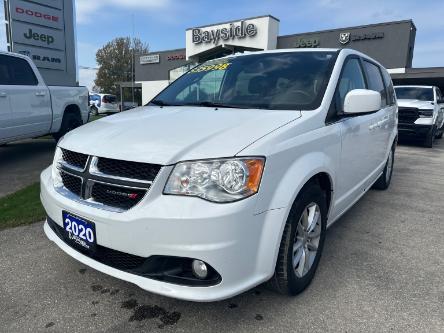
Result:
[192, 260, 208, 279]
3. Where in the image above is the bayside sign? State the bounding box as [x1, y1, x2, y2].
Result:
[192, 20, 257, 44]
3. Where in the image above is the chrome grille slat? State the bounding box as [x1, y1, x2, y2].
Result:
[56, 149, 161, 212]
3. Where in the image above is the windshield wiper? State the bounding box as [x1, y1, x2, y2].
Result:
[184, 101, 249, 109]
[149, 99, 182, 107]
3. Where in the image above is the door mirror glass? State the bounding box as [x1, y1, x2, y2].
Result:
[343, 89, 381, 114]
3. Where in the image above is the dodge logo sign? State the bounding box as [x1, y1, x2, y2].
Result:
[339, 32, 350, 45]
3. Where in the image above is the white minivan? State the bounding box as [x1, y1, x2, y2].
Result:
[89, 93, 119, 115]
[41, 49, 397, 301]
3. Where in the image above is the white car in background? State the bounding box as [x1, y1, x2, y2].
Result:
[41, 49, 397, 301]
[394, 85, 444, 147]
[89, 93, 119, 115]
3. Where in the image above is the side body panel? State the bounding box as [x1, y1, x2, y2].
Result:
[48, 86, 89, 133]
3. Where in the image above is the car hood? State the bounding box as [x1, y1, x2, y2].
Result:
[397, 99, 434, 109]
[61, 106, 301, 165]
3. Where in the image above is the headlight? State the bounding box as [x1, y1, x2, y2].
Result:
[164, 157, 265, 203]
[52, 147, 63, 188]
[419, 109, 433, 117]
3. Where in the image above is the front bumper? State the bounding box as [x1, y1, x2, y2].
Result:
[397, 123, 433, 138]
[40, 167, 286, 301]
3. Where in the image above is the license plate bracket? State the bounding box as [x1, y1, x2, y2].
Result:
[62, 211, 97, 253]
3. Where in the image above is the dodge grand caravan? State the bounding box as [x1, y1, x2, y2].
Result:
[41, 49, 398, 301]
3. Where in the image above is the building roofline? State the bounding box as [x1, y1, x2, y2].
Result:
[186, 15, 280, 31]
[278, 19, 415, 39]
[139, 48, 186, 56]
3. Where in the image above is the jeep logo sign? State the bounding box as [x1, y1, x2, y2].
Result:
[24, 28, 54, 45]
[11, 21, 65, 50]
[295, 37, 320, 48]
[192, 20, 257, 45]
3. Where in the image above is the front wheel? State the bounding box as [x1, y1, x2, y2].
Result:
[424, 126, 435, 148]
[373, 146, 395, 190]
[268, 183, 327, 295]
[52, 112, 82, 142]
[91, 106, 98, 116]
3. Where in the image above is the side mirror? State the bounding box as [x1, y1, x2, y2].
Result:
[343, 89, 381, 114]
[437, 99, 444, 104]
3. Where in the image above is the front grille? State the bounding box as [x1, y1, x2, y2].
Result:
[398, 107, 419, 124]
[56, 149, 161, 212]
[60, 171, 82, 196]
[96, 157, 161, 181]
[91, 182, 146, 210]
[62, 149, 88, 170]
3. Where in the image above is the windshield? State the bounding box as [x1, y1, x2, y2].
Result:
[394, 87, 434, 101]
[150, 51, 337, 110]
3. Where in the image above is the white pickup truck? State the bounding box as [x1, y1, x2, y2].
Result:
[0, 51, 89, 145]
[394, 85, 444, 148]
[41, 49, 397, 301]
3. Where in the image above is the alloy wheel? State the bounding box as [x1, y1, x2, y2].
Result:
[292, 202, 322, 278]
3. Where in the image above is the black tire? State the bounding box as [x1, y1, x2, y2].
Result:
[52, 112, 82, 142]
[424, 127, 435, 148]
[435, 128, 443, 139]
[91, 106, 98, 116]
[268, 183, 327, 295]
[373, 145, 395, 190]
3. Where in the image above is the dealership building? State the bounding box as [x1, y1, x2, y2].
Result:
[135, 15, 444, 104]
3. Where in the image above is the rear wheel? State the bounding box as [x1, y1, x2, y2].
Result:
[268, 183, 327, 295]
[91, 106, 98, 116]
[53, 112, 82, 142]
[373, 145, 395, 190]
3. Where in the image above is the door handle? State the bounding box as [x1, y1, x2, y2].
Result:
[35, 91, 46, 97]
[369, 123, 378, 131]
[0, 92, 6, 98]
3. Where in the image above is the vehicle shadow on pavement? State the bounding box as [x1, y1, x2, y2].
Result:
[0, 138, 56, 197]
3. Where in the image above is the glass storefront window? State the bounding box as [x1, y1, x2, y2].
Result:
[169, 63, 197, 82]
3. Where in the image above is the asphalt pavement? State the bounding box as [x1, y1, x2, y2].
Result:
[0, 139, 443, 332]
[0, 138, 56, 197]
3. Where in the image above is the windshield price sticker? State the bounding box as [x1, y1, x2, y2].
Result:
[190, 63, 231, 73]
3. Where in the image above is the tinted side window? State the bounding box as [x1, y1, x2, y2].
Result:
[381, 69, 396, 105]
[337, 58, 366, 111]
[0, 60, 10, 85]
[363, 61, 387, 107]
[0, 55, 38, 86]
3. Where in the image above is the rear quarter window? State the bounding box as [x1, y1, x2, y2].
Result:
[103, 95, 117, 103]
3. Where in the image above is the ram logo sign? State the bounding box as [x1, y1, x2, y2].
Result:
[339, 32, 350, 45]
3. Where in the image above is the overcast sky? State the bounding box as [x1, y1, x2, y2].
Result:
[75, 0, 444, 69]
